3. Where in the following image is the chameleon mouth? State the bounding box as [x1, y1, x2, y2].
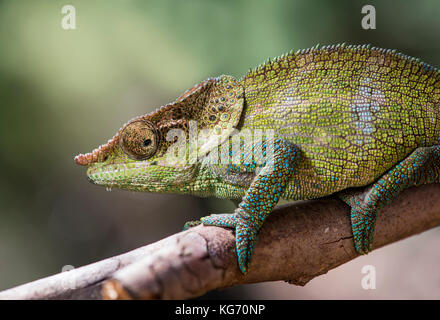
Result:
[85, 161, 160, 188]
[86, 165, 110, 186]
[86, 163, 131, 186]
[86, 174, 95, 184]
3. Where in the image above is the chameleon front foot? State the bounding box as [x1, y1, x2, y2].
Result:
[201, 212, 258, 273]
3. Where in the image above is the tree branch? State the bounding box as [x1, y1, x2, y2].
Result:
[1, 184, 440, 300]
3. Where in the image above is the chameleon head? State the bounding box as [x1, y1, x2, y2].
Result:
[75, 117, 200, 194]
[74, 75, 245, 195]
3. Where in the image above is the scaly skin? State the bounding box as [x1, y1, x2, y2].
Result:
[75, 44, 440, 273]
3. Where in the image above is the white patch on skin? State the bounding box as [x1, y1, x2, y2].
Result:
[351, 103, 376, 139]
[427, 104, 437, 127]
[371, 89, 386, 104]
[360, 77, 371, 85]
[350, 80, 383, 141]
[358, 86, 372, 97]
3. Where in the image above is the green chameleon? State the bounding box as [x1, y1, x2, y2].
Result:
[75, 44, 440, 274]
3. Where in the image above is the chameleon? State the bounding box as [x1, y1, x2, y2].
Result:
[75, 44, 440, 274]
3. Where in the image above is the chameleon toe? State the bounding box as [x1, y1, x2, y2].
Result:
[200, 213, 238, 228]
[183, 220, 202, 230]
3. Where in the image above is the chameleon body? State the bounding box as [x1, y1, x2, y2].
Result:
[75, 44, 440, 273]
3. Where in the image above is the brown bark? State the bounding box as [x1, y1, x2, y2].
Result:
[1, 184, 439, 300]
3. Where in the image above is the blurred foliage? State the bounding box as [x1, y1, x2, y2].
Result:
[0, 0, 439, 298]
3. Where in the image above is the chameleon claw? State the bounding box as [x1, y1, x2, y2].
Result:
[182, 220, 202, 230]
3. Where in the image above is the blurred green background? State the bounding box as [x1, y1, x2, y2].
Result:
[0, 0, 439, 299]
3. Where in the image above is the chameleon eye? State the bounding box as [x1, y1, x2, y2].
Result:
[119, 120, 159, 160]
[143, 139, 152, 147]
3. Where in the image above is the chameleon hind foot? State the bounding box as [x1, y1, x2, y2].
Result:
[339, 188, 376, 254]
[349, 202, 377, 254]
[201, 210, 258, 273]
[340, 145, 440, 255]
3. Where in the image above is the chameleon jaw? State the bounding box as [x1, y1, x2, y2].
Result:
[85, 158, 203, 195]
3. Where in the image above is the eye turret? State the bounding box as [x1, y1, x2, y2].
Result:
[119, 120, 160, 160]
